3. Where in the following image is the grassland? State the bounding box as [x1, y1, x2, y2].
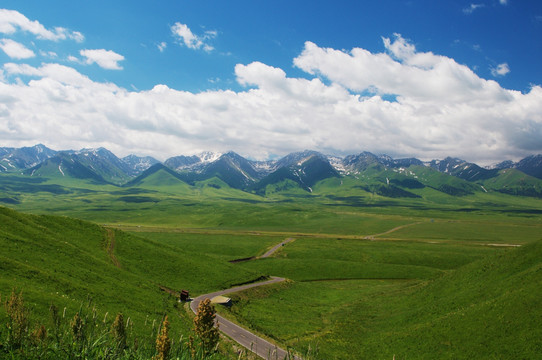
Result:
[0, 206, 265, 342]
[225, 238, 542, 359]
[1, 173, 541, 358]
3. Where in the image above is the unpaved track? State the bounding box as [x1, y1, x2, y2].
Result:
[190, 238, 299, 359]
[190, 277, 298, 360]
[105, 228, 121, 268]
[260, 238, 295, 258]
[363, 222, 422, 240]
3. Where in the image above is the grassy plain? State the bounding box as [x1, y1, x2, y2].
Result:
[1, 173, 542, 358]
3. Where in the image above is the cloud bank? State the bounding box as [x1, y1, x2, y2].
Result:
[0, 34, 541, 164]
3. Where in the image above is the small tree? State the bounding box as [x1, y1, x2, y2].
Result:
[193, 298, 219, 354]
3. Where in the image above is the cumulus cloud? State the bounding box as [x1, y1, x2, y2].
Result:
[0, 9, 84, 42]
[80, 49, 125, 70]
[463, 4, 485, 14]
[0, 38, 35, 59]
[491, 63, 510, 76]
[171, 22, 216, 52]
[157, 41, 167, 52]
[0, 35, 541, 164]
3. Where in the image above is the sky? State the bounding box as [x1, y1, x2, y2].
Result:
[0, 0, 541, 165]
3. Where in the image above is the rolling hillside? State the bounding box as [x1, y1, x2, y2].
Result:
[0, 206, 264, 336]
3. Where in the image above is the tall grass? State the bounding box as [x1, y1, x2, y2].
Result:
[0, 290, 225, 360]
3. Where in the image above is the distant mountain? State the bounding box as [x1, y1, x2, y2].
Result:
[488, 160, 515, 170]
[124, 163, 189, 189]
[122, 154, 160, 176]
[164, 152, 222, 172]
[199, 152, 262, 189]
[272, 150, 327, 170]
[251, 153, 339, 194]
[427, 157, 503, 182]
[68, 148, 133, 184]
[515, 155, 542, 180]
[164, 155, 201, 171]
[0, 144, 56, 172]
[25, 152, 107, 184]
[382, 157, 425, 168]
[337, 152, 423, 175]
[342, 152, 384, 173]
[2, 144, 542, 198]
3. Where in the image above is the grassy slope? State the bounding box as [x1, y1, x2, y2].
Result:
[226, 238, 542, 359]
[0, 206, 263, 338]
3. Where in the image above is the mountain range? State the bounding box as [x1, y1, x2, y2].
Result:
[1, 144, 542, 198]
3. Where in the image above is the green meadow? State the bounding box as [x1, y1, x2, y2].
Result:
[1, 173, 542, 358]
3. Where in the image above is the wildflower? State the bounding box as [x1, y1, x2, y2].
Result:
[153, 315, 171, 360]
[71, 312, 85, 343]
[111, 313, 127, 350]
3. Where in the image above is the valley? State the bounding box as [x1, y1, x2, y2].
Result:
[1, 145, 541, 359]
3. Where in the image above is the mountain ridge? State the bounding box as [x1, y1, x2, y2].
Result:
[1, 145, 542, 197]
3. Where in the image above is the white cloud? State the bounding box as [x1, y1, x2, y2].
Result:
[0, 9, 84, 42]
[171, 22, 216, 52]
[463, 4, 485, 14]
[0, 38, 35, 59]
[0, 35, 540, 165]
[491, 63, 510, 77]
[499, 0, 508, 5]
[80, 49, 125, 70]
[157, 41, 167, 52]
[294, 35, 510, 106]
[39, 50, 58, 58]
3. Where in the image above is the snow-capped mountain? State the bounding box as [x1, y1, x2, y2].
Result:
[164, 151, 223, 172]
[0, 144, 57, 172]
[122, 154, 160, 175]
[2, 144, 542, 196]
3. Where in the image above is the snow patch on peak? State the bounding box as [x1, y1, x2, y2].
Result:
[327, 155, 346, 174]
[197, 151, 222, 164]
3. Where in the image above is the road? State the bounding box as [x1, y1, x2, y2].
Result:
[259, 238, 295, 258]
[190, 238, 299, 359]
[190, 277, 298, 360]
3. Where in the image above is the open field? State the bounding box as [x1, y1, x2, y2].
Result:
[1, 174, 542, 358]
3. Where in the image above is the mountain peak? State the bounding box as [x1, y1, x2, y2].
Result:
[197, 151, 223, 163]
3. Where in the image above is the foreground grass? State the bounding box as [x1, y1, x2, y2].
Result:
[0, 289, 237, 359]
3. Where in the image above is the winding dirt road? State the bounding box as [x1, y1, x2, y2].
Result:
[260, 238, 295, 258]
[190, 238, 298, 359]
[190, 277, 293, 359]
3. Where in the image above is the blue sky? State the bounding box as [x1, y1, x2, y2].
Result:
[0, 0, 541, 164]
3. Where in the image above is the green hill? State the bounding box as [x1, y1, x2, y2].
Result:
[0, 206, 263, 337]
[124, 163, 193, 193]
[481, 168, 542, 197]
[369, 237, 542, 358]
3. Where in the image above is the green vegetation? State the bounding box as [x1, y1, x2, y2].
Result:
[0, 206, 264, 343]
[226, 239, 542, 359]
[1, 168, 541, 359]
[0, 289, 233, 359]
